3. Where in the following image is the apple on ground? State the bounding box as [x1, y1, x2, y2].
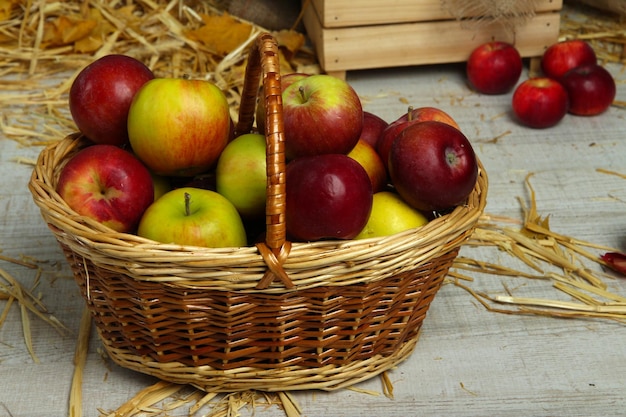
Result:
[69, 54, 154, 146]
[128, 78, 231, 177]
[256, 72, 309, 134]
[282, 74, 363, 160]
[560, 64, 616, 116]
[56, 144, 154, 233]
[355, 191, 428, 239]
[512, 77, 569, 128]
[137, 187, 247, 248]
[347, 139, 388, 193]
[360, 111, 389, 149]
[377, 106, 460, 170]
[541, 39, 597, 80]
[466, 41, 522, 95]
[216, 133, 267, 219]
[389, 121, 478, 213]
[286, 154, 372, 241]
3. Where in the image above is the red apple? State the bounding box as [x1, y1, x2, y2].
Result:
[347, 139, 388, 192]
[282, 74, 363, 160]
[56, 144, 154, 233]
[69, 54, 154, 146]
[512, 77, 569, 128]
[377, 106, 460, 170]
[256, 72, 309, 133]
[127, 78, 231, 177]
[137, 187, 247, 248]
[560, 64, 616, 116]
[360, 111, 389, 149]
[466, 41, 522, 95]
[286, 154, 373, 241]
[389, 121, 478, 213]
[541, 39, 597, 81]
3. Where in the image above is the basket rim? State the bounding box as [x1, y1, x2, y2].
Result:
[29, 132, 487, 290]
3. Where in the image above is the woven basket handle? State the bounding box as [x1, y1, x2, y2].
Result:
[235, 33, 293, 290]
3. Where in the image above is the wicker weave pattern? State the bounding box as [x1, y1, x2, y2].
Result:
[28, 33, 488, 392]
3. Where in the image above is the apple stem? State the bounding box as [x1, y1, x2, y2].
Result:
[184, 192, 191, 216]
[407, 106, 414, 121]
[298, 85, 307, 102]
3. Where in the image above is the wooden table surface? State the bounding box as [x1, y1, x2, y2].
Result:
[1, 59, 624, 416]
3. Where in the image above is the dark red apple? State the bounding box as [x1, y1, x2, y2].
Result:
[388, 121, 478, 212]
[360, 111, 389, 149]
[69, 54, 154, 146]
[541, 39, 597, 81]
[560, 64, 616, 116]
[512, 77, 569, 128]
[377, 106, 460, 170]
[466, 41, 522, 94]
[282, 74, 363, 160]
[286, 154, 373, 241]
[56, 144, 154, 233]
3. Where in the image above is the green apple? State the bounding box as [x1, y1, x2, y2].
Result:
[128, 78, 231, 177]
[150, 172, 171, 201]
[215, 133, 267, 219]
[355, 191, 428, 239]
[137, 187, 247, 248]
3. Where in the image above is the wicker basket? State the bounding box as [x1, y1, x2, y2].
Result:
[28, 33, 488, 392]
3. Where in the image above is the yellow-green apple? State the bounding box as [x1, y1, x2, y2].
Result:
[377, 106, 460, 170]
[127, 78, 230, 177]
[256, 72, 309, 134]
[389, 121, 478, 213]
[347, 139, 387, 193]
[360, 111, 388, 149]
[151, 173, 172, 201]
[56, 144, 154, 233]
[355, 191, 428, 239]
[282, 74, 363, 160]
[69, 54, 154, 146]
[541, 39, 597, 81]
[286, 154, 372, 241]
[137, 187, 247, 248]
[560, 64, 616, 116]
[512, 77, 569, 128]
[466, 41, 522, 94]
[216, 133, 267, 219]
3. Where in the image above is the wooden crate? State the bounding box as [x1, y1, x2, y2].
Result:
[302, 0, 562, 78]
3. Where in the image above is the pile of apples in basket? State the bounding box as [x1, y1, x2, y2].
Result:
[59, 54, 480, 248]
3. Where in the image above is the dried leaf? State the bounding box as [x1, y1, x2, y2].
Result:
[185, 12, 252, 56]
[42, 15, 98, 47]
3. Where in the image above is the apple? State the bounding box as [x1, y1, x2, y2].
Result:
[282, 74, 363, 160]
[355, 191, 428, 239]
[137, 187, 247, 248]
[377, 106, 460, 170]
[347, 139, 388, 193]
[286, 154, 373, 241]
[216, 133, 267, 219]
[541, 39, 597, 81]
[466, 41, 522, 95]
[128, 78, 231, 177]
[69, 54, 154, 146]
[360, 111, 389, 149]
[151, 173, 172, 201]
[56, 144, 154, 233]
[389, 121, 478, 213]
[256, 72, 309, 134]
[512, 77, 569, 128]
[560, 64, 616, 116]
